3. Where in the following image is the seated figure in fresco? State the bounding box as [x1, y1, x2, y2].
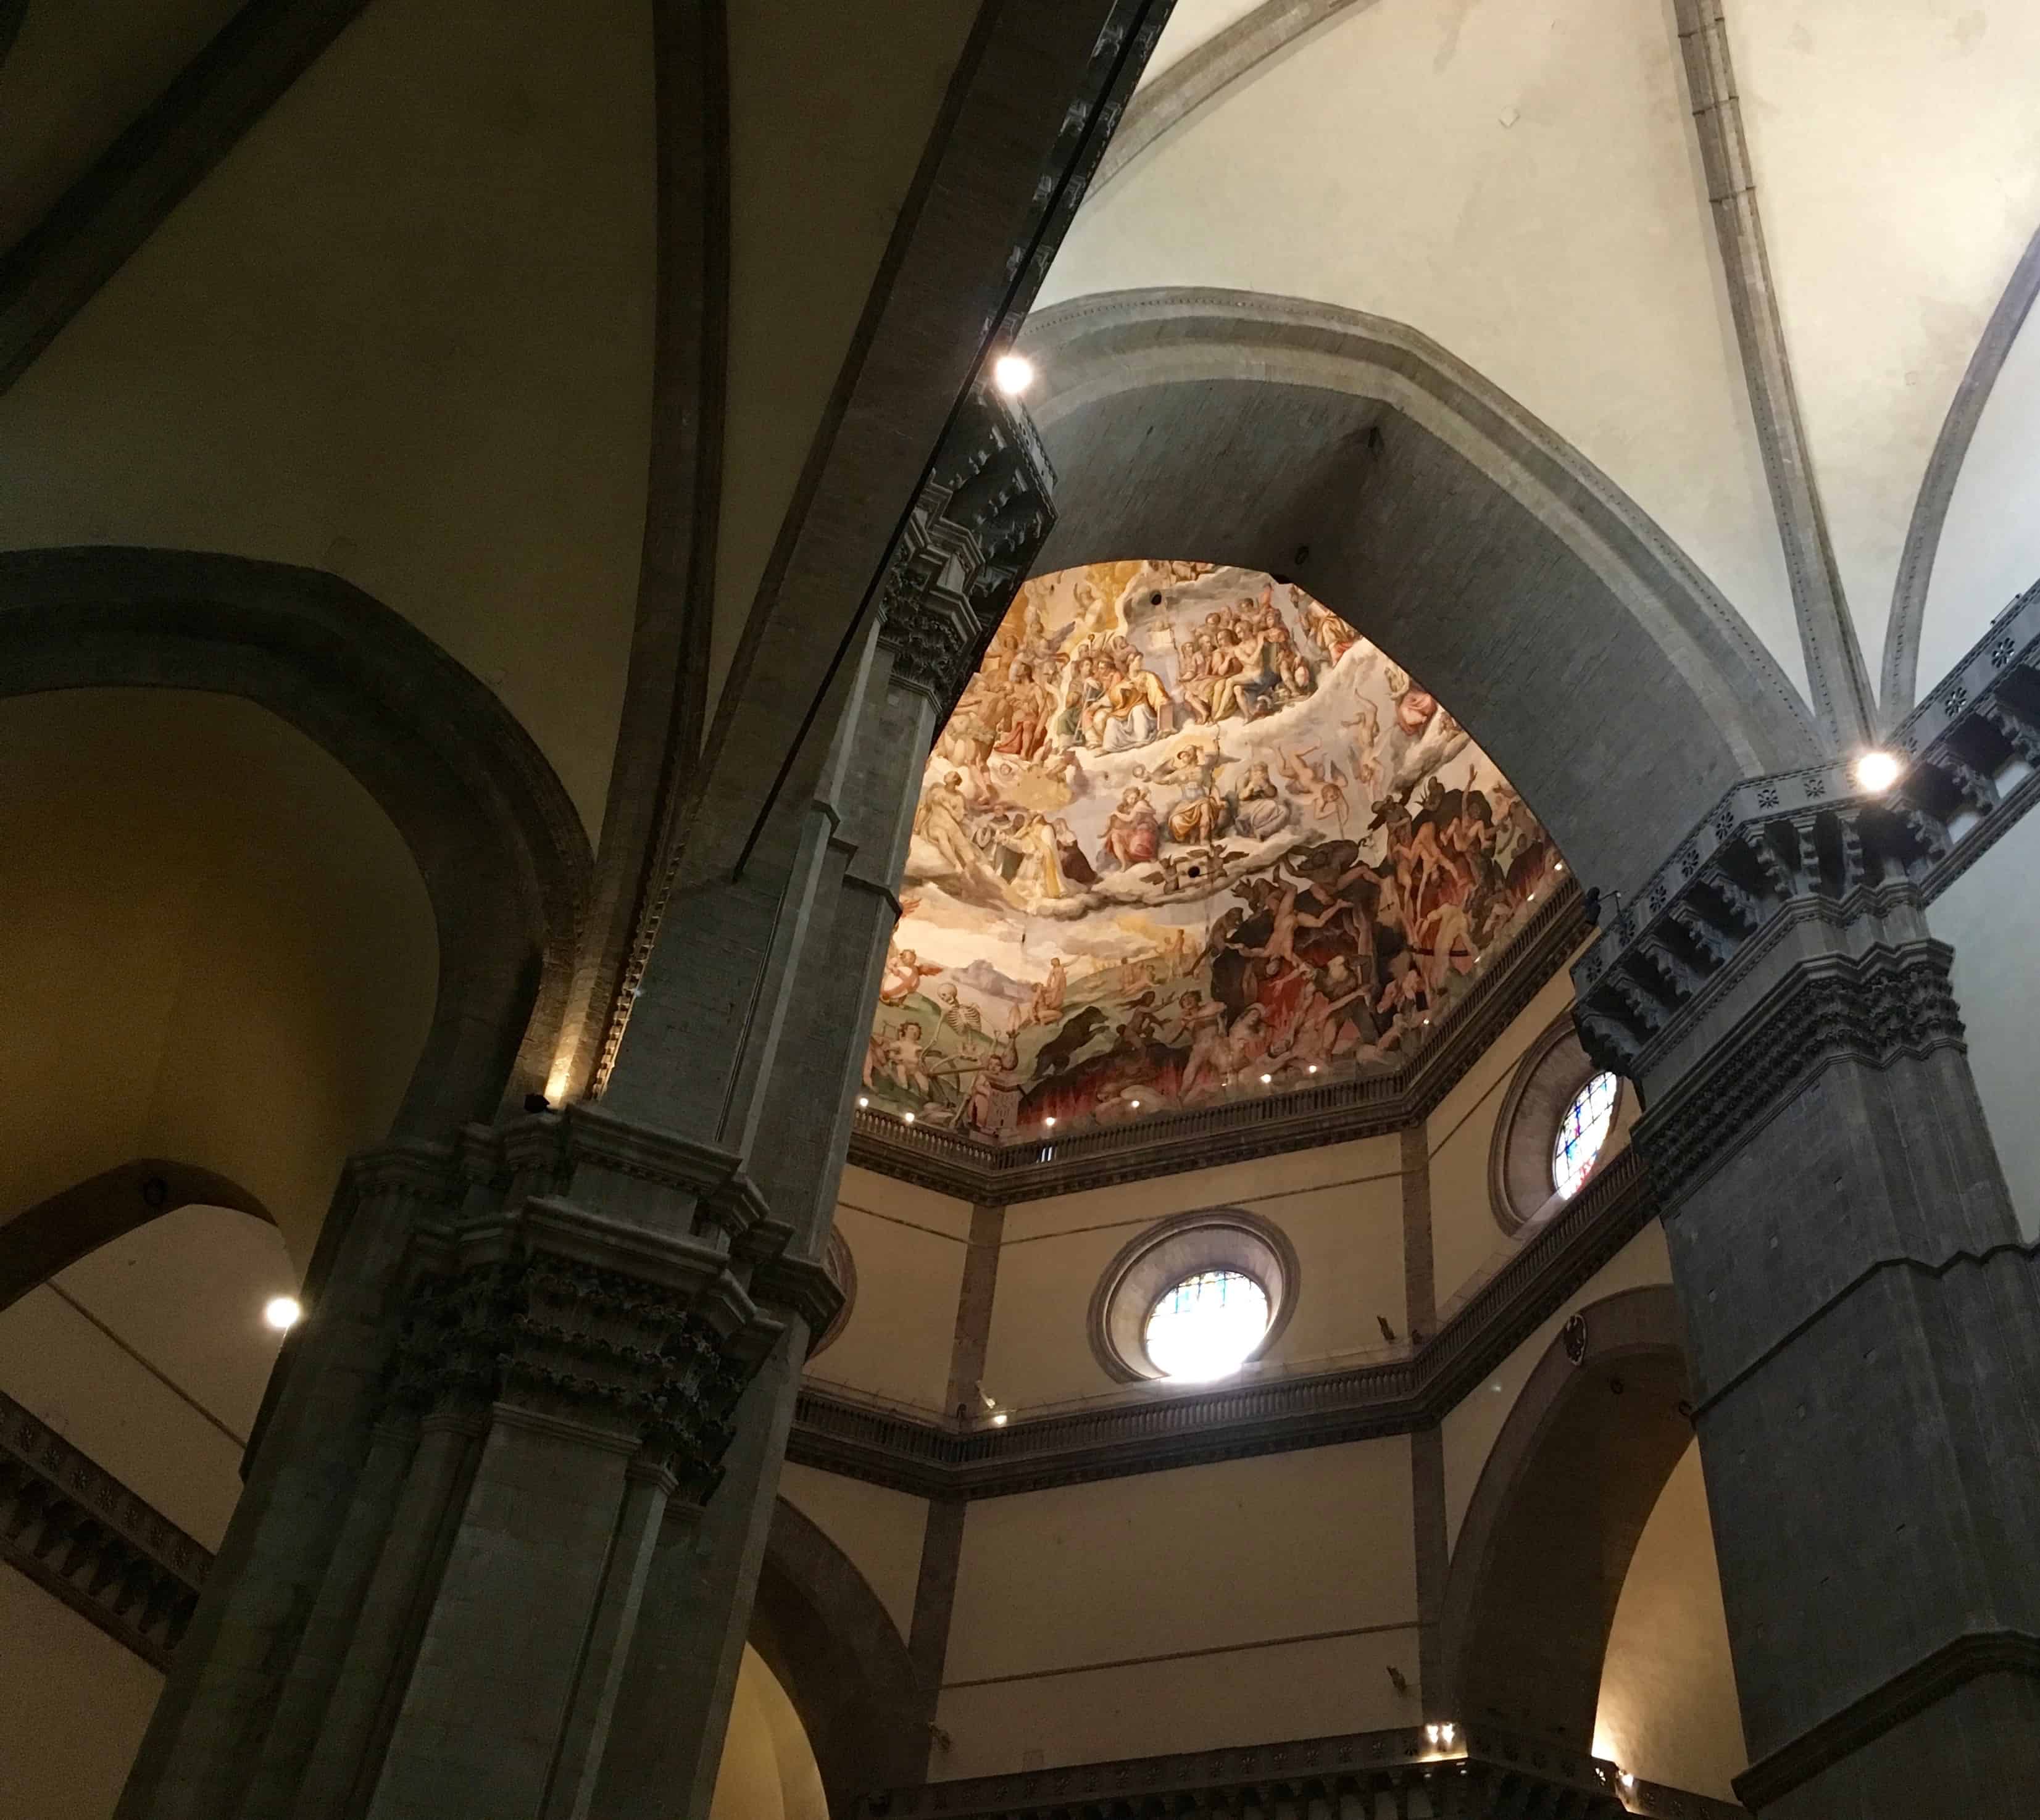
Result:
[1096, 652, 1175, 751]
[962, 1037, 1025, 1138]
[1097, 787, 1160, 871]
[1049, 655, 1105, 751]
[1161, 745, 1231, 846]
[1229, 760, 1290, 841]
[1052, 818, 1099, 887]
[1009, 811, 1068, 901]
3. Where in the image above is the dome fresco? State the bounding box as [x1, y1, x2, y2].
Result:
[865, 562, 1563, 1139]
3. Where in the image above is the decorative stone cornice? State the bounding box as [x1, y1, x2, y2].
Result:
[859, 1719, 1744, 1820]
[1635, 930, 1963, 1213]
[1573, 580, 2040, 1078]
[789, 1147, 1657, 1498]
[877, 378, 1057, 718]
[849, 883, 1586, 1202]
[0, 1390, 206, 1669]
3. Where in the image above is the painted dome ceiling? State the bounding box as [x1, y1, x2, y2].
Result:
[866, 562, 1563, 1141]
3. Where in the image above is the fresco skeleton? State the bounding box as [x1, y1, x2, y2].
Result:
[865, 562, 1562, 1137]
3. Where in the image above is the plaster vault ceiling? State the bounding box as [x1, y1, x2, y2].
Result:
[864, 561, 1563, 1140]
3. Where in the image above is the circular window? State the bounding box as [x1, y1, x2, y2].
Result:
[1143, 1270, 1271, 1381]
[1489, 1014, 1626, 1232]
[1551, 1072, 1618, 1200]
[1088, 1211, 1298, 1384]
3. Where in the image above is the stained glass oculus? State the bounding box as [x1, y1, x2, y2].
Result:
[1143, 1269, 1270, 1381]
[1552, 1071, 1618, 1199]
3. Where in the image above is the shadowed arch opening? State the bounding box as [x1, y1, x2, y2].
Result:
[1020, 291, 1820, 891]
[0, 547, 590, 1135]
[1439, 1285, 1694, 1748]
[751, 1498, 925, 1817]
[0, 1160, 273, 1315]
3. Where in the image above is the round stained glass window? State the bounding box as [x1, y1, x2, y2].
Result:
[1143, 1269, 1270, 1382]
[1552, 1071, 1618, 1199]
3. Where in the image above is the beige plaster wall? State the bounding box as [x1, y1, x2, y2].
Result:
[1441, 1221, 1675, 1555]
[0, 1204, 294, 1548]
[710, 1, 978, 719]
[935, 1438, 1418, 1777]
[1039, 0, 1799, 697]
[1930, 812, 2040, 1242]
[809, 1166, 972, 1416]
[708, 1645, 828, 1820]
[1727, 0, 2040, 670]
[0, 690, 437, 1264]
[1593, 1440, 1746, 1801]
[0, 1568, 164, 1820]
[775, 1464, 928, 1649]
[1918, 300, 2040, 692]
[985, 1136, 1403, 1412]
[0, 0, 657, 835]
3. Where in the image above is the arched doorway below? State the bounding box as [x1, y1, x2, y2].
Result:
[709, 1644, 830, 1820]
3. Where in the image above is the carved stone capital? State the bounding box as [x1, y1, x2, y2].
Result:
[389, 1198, 780, 1497]
[876, 378, 1056, 718]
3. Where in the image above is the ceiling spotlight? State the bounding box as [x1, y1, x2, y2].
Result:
[992, 352, 1035, 396]
[903, 1112, 916, 1124]
[1618, 1770, 1636, 1790]
[1046, 1116, 1057, 1126]
[1260, 1073, 1272, 1084]
[264, 1295, 302, 1332]
[1130, 1099, 1141, 1108]
[1307, 1064, 1318, 1074]
[991, 1411, 1009, 1427]
[1555, 861, 1567, 873]
[857, 1095, 869, 1108]
[1854, 747, 1904, 794]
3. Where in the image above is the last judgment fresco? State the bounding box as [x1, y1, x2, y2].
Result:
[864, 562, 1563, 1140]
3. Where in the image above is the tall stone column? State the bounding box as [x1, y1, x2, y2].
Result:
[113, 378, 1052, 1820]
[1576, 780, 2040, 1816]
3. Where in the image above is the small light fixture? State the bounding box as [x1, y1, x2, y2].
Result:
[1130, 1098, 1141, 1108]
[903, 1112, 916, 1124]
[1854, 747, 1903, 794]
[1260, 1073, 1272, 1084]
[1046, 1116, 1057, 1126]
[264, 1295, 302, 1332]
[857, 1094, 869, 1108]
[991, 1410, 1009, 1427]
[1424, 1722, 1458, 1747]
[993, 352, 1035, 396]
[1307, 1064, 1318, 1074]
[1618, 1769, 1636, 1790]
[1555, 860, 1566, 873]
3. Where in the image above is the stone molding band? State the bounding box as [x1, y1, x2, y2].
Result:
[859, 1718, 1746, 1820]
[0, 1390, 206, 1669]
[1733, 1629, 2040, 1811]
[851, 882, 1586, 1202]
[789, 1147, 1656, 1499]
[1635, 930, 1965, 1211]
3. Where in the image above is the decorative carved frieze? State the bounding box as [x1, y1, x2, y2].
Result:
[876, 378, 1057, 718]
[0, 1390, 206, 1669]
[858, 1717, 1744, 1820]
[1573, 584, 2040, 1078]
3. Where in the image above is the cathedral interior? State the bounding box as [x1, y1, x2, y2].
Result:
[3, 5, 2039, 1818]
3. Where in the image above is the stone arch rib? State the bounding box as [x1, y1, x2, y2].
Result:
[0, 1158, 275, 1315]
[1437, 1284, 1692, 1746]
[0, 546, 590, 1135]
[1881, 220, 2040, 715]
[753, 1496, 926, 1816]
[1019, 288, 1820, 889]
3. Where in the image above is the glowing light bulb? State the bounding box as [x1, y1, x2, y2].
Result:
[1045, 1116, 1057, 1126]
[264, 1296, 302, 1332]
[993, 352, 1035, 396]
[903, 1112, 916, 1124]
[1555, 860, 1567, 873]
[1307, 1064, 1318, 1074]
[991, 1411, 1009, 1426]
[1260, 1073, 1272, 1084]
[1130, 1099, 1141, 1108]
[857, 1095, 869, 1108]
[1854, 748, 1903, 794]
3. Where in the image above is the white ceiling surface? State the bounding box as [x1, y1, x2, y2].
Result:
[1041, 0, 1805, 700]
[1133, 0, 1269, 88]
[1920, 301, 2040, 690]
[1727, 1, 2040, 684]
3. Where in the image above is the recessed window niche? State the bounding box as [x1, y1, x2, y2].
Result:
[1088, 1210, 1297, 1384]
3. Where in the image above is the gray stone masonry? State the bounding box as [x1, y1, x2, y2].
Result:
[1576, 799, 2040, 1815]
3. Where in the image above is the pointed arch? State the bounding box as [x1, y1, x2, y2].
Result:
[1437, 1285, 1693, 1747]
[0, 546, 590, 1137]
[1020, 289, 1820, 891]
[754, 1496, 926, 1815]
[1881, 221, 2040, 714]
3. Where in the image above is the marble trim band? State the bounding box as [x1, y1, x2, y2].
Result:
[788, 1147, 1655, 1499]
[859, 1717, 1744, 1820]
[849, 882, 1585, 1202]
